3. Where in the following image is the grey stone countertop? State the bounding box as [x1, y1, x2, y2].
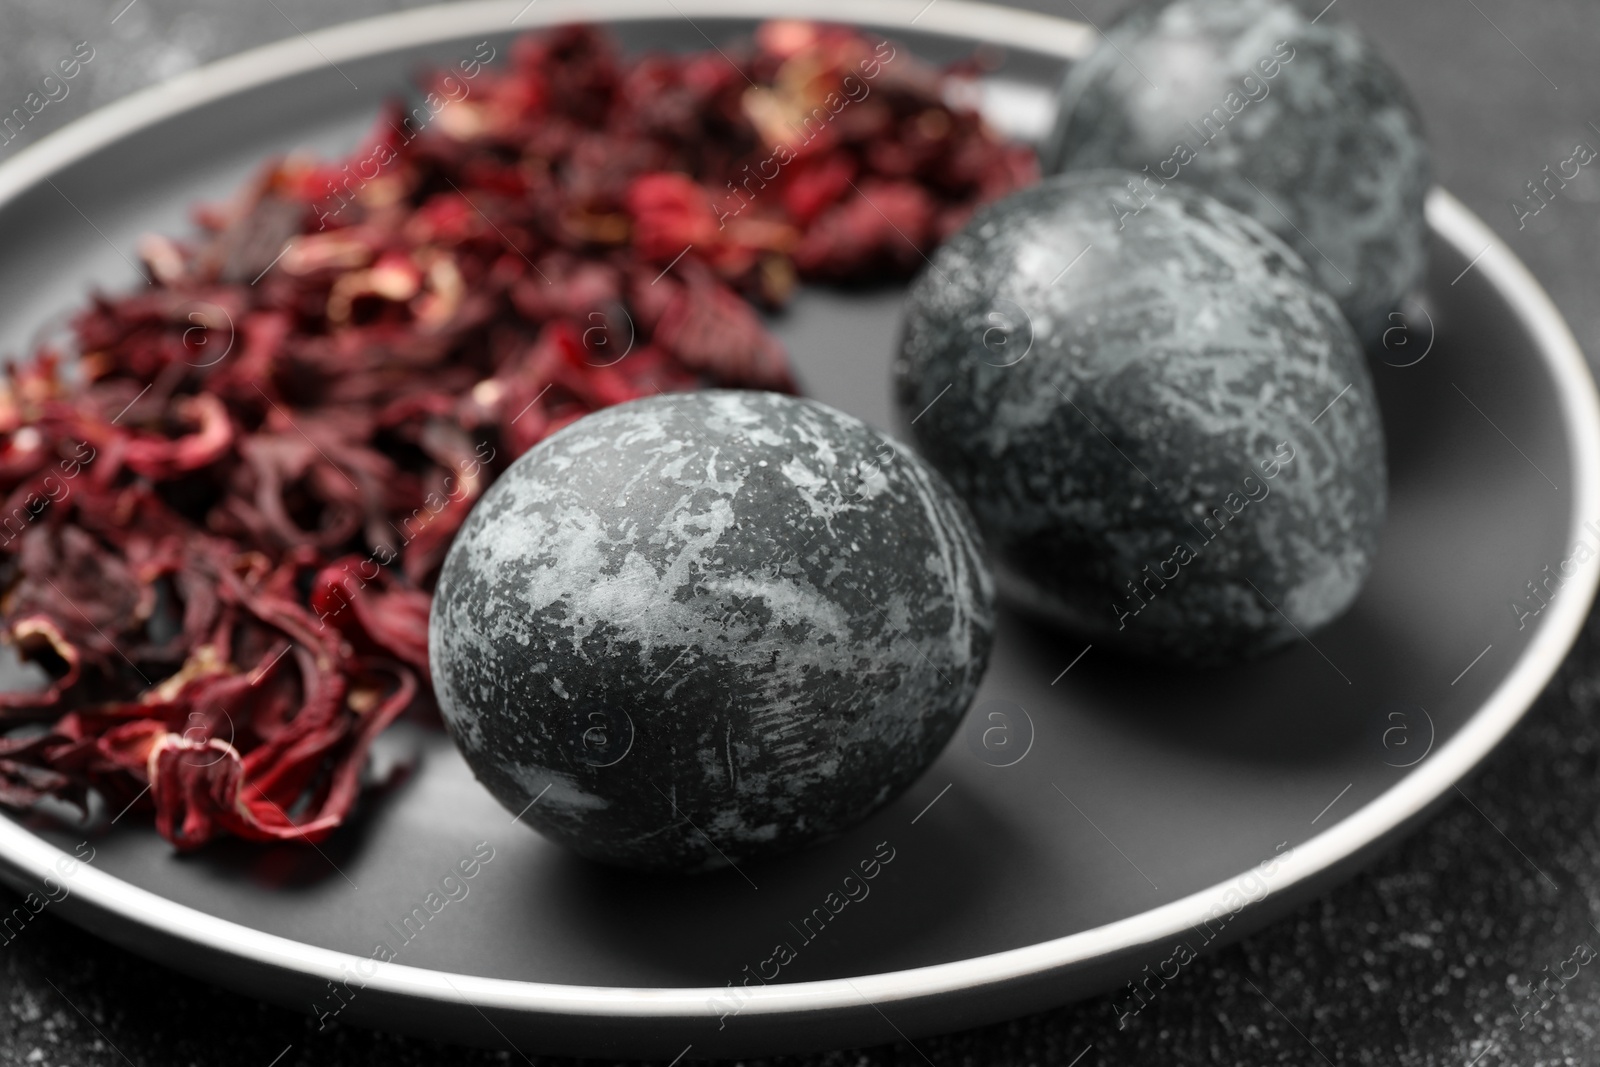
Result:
[2, 0, 1599, 1063]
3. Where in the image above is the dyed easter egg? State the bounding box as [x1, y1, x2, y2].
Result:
[1043, 0, 1431, 345]
[894, 171, 1386, 663]
[430, 390, 994, 871]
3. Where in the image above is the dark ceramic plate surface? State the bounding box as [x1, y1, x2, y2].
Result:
[0, 0, 1594, 1058]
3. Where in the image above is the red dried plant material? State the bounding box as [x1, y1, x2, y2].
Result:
[0, 21, 1034, 849]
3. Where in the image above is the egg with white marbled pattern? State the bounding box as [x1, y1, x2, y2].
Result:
[429, 391, 994, 872]
[1042, 0, 1431, 345]
[894, 171, 1386, 664]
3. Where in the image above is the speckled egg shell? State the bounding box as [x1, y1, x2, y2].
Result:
[429, 390, 995, 872]
[1041, 0, 1431, 345]
[893, 170, 1385, 664]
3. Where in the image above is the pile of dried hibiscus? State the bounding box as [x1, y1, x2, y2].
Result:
[0, 21, 1035, 848]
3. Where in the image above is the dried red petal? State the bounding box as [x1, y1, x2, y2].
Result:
[654, 266, 797, 391]
[626, 172, 723, 261]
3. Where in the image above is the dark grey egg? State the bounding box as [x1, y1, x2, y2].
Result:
[429, 390, 994, 872]
[894, 170, 1385, 664]
[1041, 0, 1430, 345]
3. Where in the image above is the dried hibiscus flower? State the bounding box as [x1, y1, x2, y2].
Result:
[0, 20, 1035, 849]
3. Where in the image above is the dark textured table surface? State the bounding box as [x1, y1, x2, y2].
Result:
[2, 0, 1599, 1064]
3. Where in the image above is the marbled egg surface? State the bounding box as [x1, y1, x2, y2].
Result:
[1042, 0, 1431, 345]
[430, 391, 994, 872]
[894, 171, 1386, 664]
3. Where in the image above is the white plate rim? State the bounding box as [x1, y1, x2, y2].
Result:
[0, 0, 1593, 1026]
